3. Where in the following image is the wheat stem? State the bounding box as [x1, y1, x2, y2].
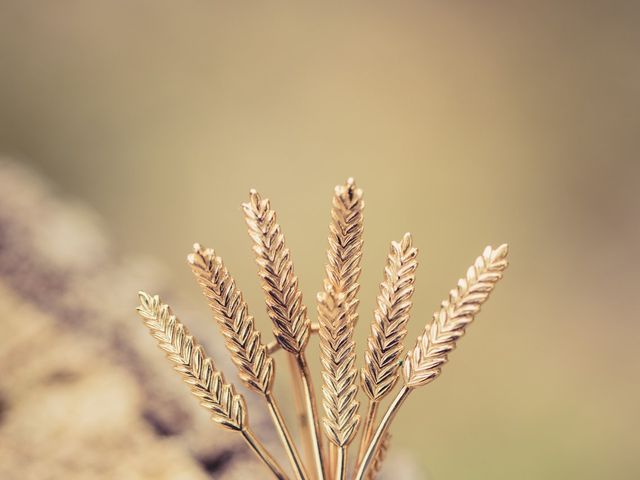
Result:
[242, 429, 290, 480]
[358, 233, 417, 466]
[266, 392, 310, 480]
[356, 400, 379, 466]
[296, 352, 326, 480]
[354, 386, 411, 480]
[366, 433, 391, 480]
[335, 445, 347, 480]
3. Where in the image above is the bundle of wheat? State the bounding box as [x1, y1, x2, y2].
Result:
[135, 178, 509, 480]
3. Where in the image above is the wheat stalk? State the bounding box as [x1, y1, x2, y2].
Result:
[188, 244, 274, 394]
[324, 177, 364, 325]
[366, 433, 390, 480]
[355, 244, 509, 480]
[357, 233, 417, 466]
[402, 244, 509, 387]
[188, 244, 309, 480]
[243, 189, 325, 480]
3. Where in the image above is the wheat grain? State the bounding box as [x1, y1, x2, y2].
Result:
[242, 189, 310, 354]
[362, 232, 418, 401]
[403, 244, 509, 388]
[136, 291, 246, 431]
[324, 177, 364, 325]
[188, 244, 274, 394]
[317, 283, 360, 447]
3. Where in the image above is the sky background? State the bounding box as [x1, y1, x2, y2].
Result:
[1, 2, 639, 478]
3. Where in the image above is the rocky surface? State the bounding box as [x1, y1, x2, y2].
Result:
[0, 159, 270, 479]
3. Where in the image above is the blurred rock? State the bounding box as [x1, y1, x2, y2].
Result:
[0, 159, 270, 479]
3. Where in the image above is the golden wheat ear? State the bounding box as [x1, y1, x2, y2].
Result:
[317, 283, 360, 480]
[317, 283, 360, 447]
[188, 244, 275, 395]
[242, 189, 310, 353]
[324, 177, 364, 325]
[356, 232, 418, 467]
[136, 291, 247, 431]
[402, 244, 509, 388]
[188, 246, 310, 480]
[136, 292, 289, 480]
[362, 232, 418, 401]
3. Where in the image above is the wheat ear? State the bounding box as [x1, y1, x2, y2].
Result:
[188, 245, 274, 394]
[136, 291, 247, 430]
[135, 292, 287, 479]
[242, 190, 310, 353]
[324, 177, 364, 325]
[243, 189, 326, 480]
[357, 233, 417, 465]
[362, 232, 418, 400]
[403, 244, 509, 387]
[188, 245, 309, 480]
[317, 283, 360, 480]
[355, 244, 509, 480]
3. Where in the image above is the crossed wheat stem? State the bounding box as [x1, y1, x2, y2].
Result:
[135, 178, 509, 480]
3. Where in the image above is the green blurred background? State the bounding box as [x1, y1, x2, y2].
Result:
[1, 2, 639, 478]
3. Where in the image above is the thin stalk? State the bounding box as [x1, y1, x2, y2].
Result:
[353, 386, 412, 480]
[356, 400, 379, 467]
[329, 445, 337, 477]
[266, 392, 310, 480]
[286, 354, 315, 476]
[335, 445, 347, 480]
[296, 352, 327, 480]
[241, 428, 289, 480]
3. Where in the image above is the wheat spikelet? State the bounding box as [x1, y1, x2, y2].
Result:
[366, 433, 390, 480]
[403, 244, 509, 388]
[317, 283, 360, 447]
[242, 189, 310, 354]
[361, 233, 418, 401]
[324, 177, 364, 325]
[188, 244, 274, 394]
[136, 291, 247, 431]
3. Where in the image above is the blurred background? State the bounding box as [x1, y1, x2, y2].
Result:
[0, 2, 639, 479]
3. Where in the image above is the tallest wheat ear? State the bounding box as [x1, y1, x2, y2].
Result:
[135, 292, 287, 480]
[188, 245, 309, 480]
[355, 244, 509, 480]
[243, 190, 326, 480]
[324, 177, 364, 325]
